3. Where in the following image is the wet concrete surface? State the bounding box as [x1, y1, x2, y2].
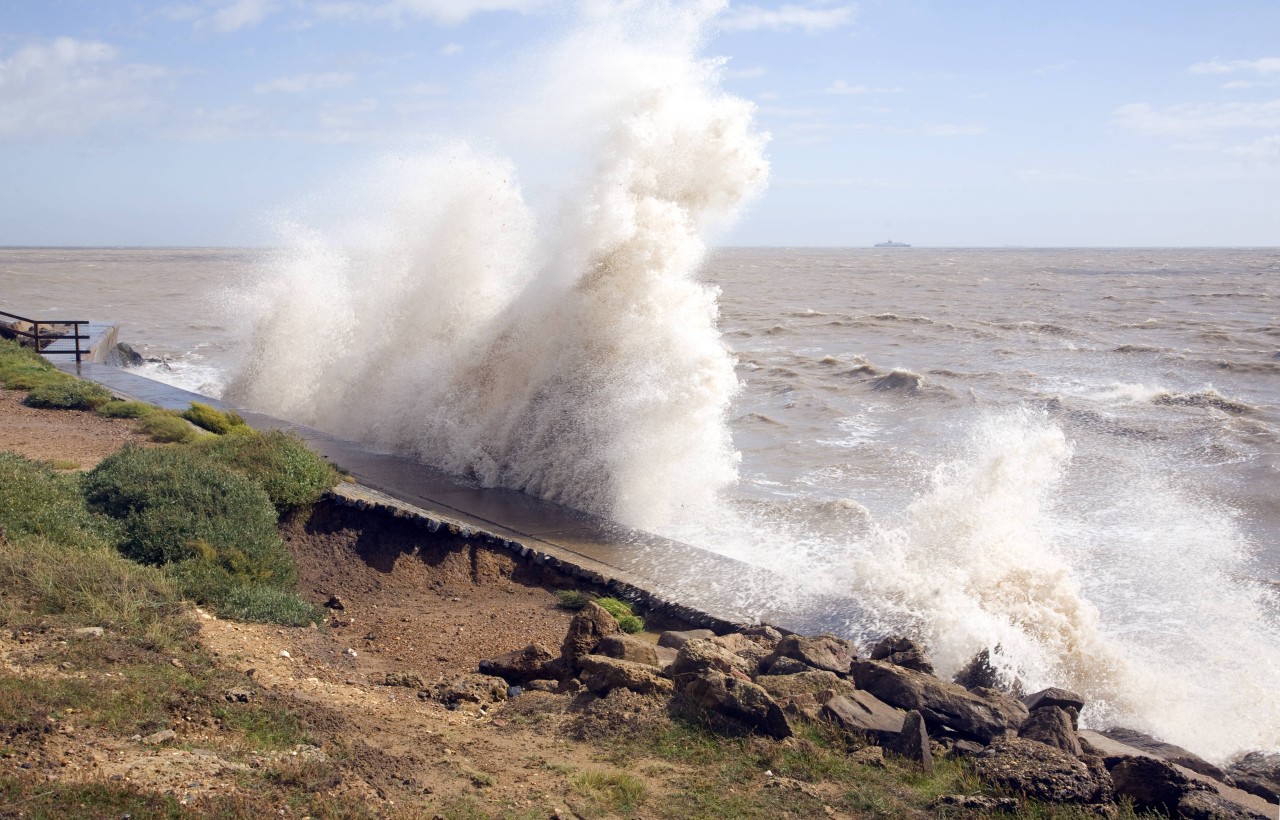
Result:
[53, 361, 856, 635]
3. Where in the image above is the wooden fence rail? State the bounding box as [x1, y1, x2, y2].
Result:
[0, 308, 89, 363]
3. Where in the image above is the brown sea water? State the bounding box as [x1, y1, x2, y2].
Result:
[3, 245, 1278, 759]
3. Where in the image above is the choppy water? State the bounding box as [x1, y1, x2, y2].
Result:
[3, 244, 1278, 762]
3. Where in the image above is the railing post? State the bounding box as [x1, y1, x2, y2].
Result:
[33, 322, 40, 351]
[75, 322, 83, 363]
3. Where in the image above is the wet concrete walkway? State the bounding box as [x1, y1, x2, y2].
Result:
[54, 361, 852, 635]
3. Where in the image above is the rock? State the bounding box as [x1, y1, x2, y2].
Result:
[1227, 752, 1280, 803]
[946, 739, 986, 758]
[710, 633, 774, 672]
[1020, 706, 1083, 756]
[223, 688, 253, 703]
[679, 670, 791, 740]
[480, 643, 556, 683]
[1176, 789, 1269, 819]
[578, 655, 674, 697]
[658, 629, 715, 649]
[884, 710, 933, 772]
[762, 656, 811, 675]
[324, 594, 346, 610]
[73, 627, 104, 638]
[1100, 728, 1228, 782]
[868, 636, 935, 674]
[1110, 755, 1212, 814]
[435, 674, 509, 707]
[953, 648, 1003, 691]
[384, 671, 425, 689]
[737, 624, 784, 643]
[849, 745, 885, 766]
[763, 634, 856, 676]
[595, 635, 660, 668]
[115, 342, 145, 367]
[343, 647, 357, 658]
[761, 775, 821, 798]
[1022, 686, 1085, 714]
[756, 670, 857, 707]
[928, 794, 1019, 813]
[851, 659, 1027, 743]
[654, 645, 678, 672]
[820, 692, 906, 735]
[974, 737, 1106, 804]
[525, 679, 559, 693]
[141, 729, 177, 746]
[670, 638, 754, 682]
[561, 602, 619, 665]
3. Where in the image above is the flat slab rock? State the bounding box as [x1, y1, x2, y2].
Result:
[851, 659, 1027, 743]
[1081, 731, 1276, 819]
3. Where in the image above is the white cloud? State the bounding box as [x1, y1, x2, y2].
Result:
[210, 0, 275, 31]
[309, 0, 548, 25]
[252, 71, 355, 93]
[824, 80, 902, 95]
[719, 2, 857, 34]
[439, 42, 464, 56]
[390, 82, 448, 95]
[921, 123, 986, 136]
[0, 37, 169, 141]
[1189, 57, 1280, 76]
[1226, 135, 1280, 164]
[725, 65, 767, 80]
[1115, 100, 1280, 136]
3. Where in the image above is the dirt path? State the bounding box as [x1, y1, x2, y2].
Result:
[0, 389, 149, 468]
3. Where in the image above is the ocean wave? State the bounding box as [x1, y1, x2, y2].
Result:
[868, 313, 935, 324]
[1153, 388, 1257, 415]
[1112, 344, 1165, 354]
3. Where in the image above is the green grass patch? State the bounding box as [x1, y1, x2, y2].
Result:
[571, 770, 647, 814]
[0, 338, 68, 391]
[218, 584, 324, 626]
[22, 379, 112, 410]
[136, 411, 199, 443]
[194, 429, 340, 511]
[0, 452, 116, 549]
[182, 401, 246, 434]
[215, 704, 310, 751]
[96, 399, 155, 419]
[555, 590, 591, 610]
[594, 596, 634, 619]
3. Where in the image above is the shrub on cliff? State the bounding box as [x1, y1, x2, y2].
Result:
[83, 446, 294, 589]
[0, 452, 116, 550]
[194, 430, 339, 512]
[23, 379, 113, 410]
[137, 411, 200, 443]
[97, 399, 154, 419]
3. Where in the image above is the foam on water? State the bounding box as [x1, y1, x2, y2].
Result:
[226, 3, 1279, 762]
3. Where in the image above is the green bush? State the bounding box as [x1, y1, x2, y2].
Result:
[595, 597, 634, 620]
[556, 589, 591, 610]
[0, 338, 68, 391]
[219, 585, 324, 627]
[194, 430, 339, 511]
[182, 401, 246, 435]
[137, 411, 198, 443]
[97, 400, 155, 419]
[22, 379, 112, 410]
[617, 614, 644, 634]
[82, 447, 294, 590]
[0, 452, 115, 550]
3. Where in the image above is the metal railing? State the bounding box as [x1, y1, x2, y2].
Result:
[0, 309, 89, 363]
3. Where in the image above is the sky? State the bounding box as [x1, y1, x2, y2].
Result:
[1, 0, 1278, 247]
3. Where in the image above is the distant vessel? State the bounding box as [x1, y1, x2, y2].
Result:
[874, 240, 911, 248]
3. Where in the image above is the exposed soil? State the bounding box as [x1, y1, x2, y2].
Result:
[0, 390, 150, 468]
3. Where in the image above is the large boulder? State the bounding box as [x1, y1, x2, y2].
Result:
[595, 634, 660, 668]
[1227, 752, 1280, 803]
[658, 629, 715, 650]
[1019, 706, 1083, 757]
[578, 655, 673, 697]
[679, 670, 791, 740]
[670, 638, 754, 682]
[851, 659, 1027, 743]
[884, 710, 933, 772]
[434, 674, 509, 708]
[820, 692, 906, 735]
[869, 636, 934, 675]
[756, 670, 857, 707]
[561, 602, 619, 666]
[1022, 686, 1085, 714]
[974, 737, 1108, 804]
[763, 634, 857, 676]
[1109, 755, 1213, 815]
[479, 643, 555, 683]
[1100, 728, 1228, 782]
[710, 633, 775, 672]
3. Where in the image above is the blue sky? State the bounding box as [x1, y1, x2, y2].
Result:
[2, 0, 1277, 247]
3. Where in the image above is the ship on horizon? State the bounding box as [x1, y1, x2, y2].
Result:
[874, 239, 911, 248]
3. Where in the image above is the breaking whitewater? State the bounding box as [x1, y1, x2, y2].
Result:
[8, 1, 1278, 766]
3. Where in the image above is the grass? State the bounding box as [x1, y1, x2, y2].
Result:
[218, 584, 325, 627]
[137, 411, 200, 443]
[555, 590, 591, 610]
[22, 379, 112, 410]
[571, 770, 647, 815]
[0, 338, 69, 391]
[0, 452, 116, 549]
[194, 429, 340, 511]
[595, 596, 645, 633]
[96, 399, 155, 419]
[182, 401, 247, 435]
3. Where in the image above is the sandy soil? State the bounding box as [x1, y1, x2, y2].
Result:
[0, 389, 150, 468]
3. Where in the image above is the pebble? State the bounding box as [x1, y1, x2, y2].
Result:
[279, 650, 290, 659]
[343, 648, 357, 658]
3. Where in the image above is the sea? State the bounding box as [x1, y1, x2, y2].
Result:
[2, 244, 1277, 763]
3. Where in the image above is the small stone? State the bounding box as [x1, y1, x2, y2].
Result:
[223, 689, 252, 704]
[169, 658, 184, 669]
[325, 595, 346, 610]
[141, 729, 177, 746]
[73, 627, 104, 638]
[343, 648, 357, 658]
[279, 650, 290, 659]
